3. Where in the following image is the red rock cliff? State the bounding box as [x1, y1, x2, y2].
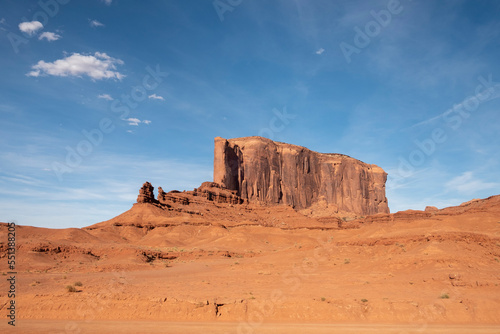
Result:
[213, 136, 389, 215]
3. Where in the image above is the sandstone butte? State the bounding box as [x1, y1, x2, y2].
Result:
[136, 136, 389, 218]
[213, 136, 389, 216]
[1, 136, 500, 332]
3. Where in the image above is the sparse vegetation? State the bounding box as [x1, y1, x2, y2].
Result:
[439, 293, 450, 299]
[321, 297, 326, 302]
[344, 258, 350, 264]
[361, 299, 368, 303]
[494, 257, 499, 262]
[74, 281, 83, 287]
[66, 285, 76, 293]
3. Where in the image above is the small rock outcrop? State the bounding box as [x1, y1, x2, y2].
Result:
[137, 182, 157, 204]
[213, 136, 389, 216]
[195, 182, 244, 204]
[136, 181, 244, 208]
[425, 206, 439, 212]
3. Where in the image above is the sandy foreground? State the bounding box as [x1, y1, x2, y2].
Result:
[2, 320, 500, 334]
[1, 196, 499, 332]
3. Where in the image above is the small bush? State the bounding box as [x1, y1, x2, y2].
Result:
[361, 299, 368, 303]
[439, 293, 449, 299]
[344, 258, 351, 264]
[74, 281, 83, 287]
[66, 285, 76, 293]
[321, 297, 326, 302]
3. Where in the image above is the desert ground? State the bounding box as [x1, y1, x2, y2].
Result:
[1, 195, 500, 333]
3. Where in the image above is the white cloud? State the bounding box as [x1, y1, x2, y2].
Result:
[315, 48, 325, 55]
[38, 31, 61, 42]
[98, 94, 113, 101]
[19, 21, 43, 36]
[125, 118, 151, 126]
[126, 118, 141, 126]
[445, 171, 498, 195]
[103, 0, 112, 5]
[0, 18, 6, 25]
[27, 52, 125, 80]
[148, 94, 164, 101]
[89, 19, 104, 28]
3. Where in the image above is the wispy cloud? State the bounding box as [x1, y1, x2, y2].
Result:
[38, 31, 61, 42]
[18, 21, 43, 35]
[148, 94, 164, 101]
[98, 93, 113, 101]
[125, 118, 151, 126]
[102, 0, 112, 5]
[0, 18, 6, 25]
[409, 76, 500, 129]
[315, 48, 325, 55]
[27, 52, 125, 80]
[0, 152, 212, 227]
[445, 171, 499, 195]
[89, 19, 104, 28]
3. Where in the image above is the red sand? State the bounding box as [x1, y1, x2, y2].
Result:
[1, 195, 499, 332]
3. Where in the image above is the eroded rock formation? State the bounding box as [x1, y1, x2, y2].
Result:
[137, 182, 157, 204]
[213, 136, 389, 215]
[137, 181, 244, 209]
[195, 182, 244, 205]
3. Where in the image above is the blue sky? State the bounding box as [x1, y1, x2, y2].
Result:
[1, 0, 499, 228]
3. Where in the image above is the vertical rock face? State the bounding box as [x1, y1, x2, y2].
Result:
[213, 136, 389, 215]
[137, 182, 157, 204]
